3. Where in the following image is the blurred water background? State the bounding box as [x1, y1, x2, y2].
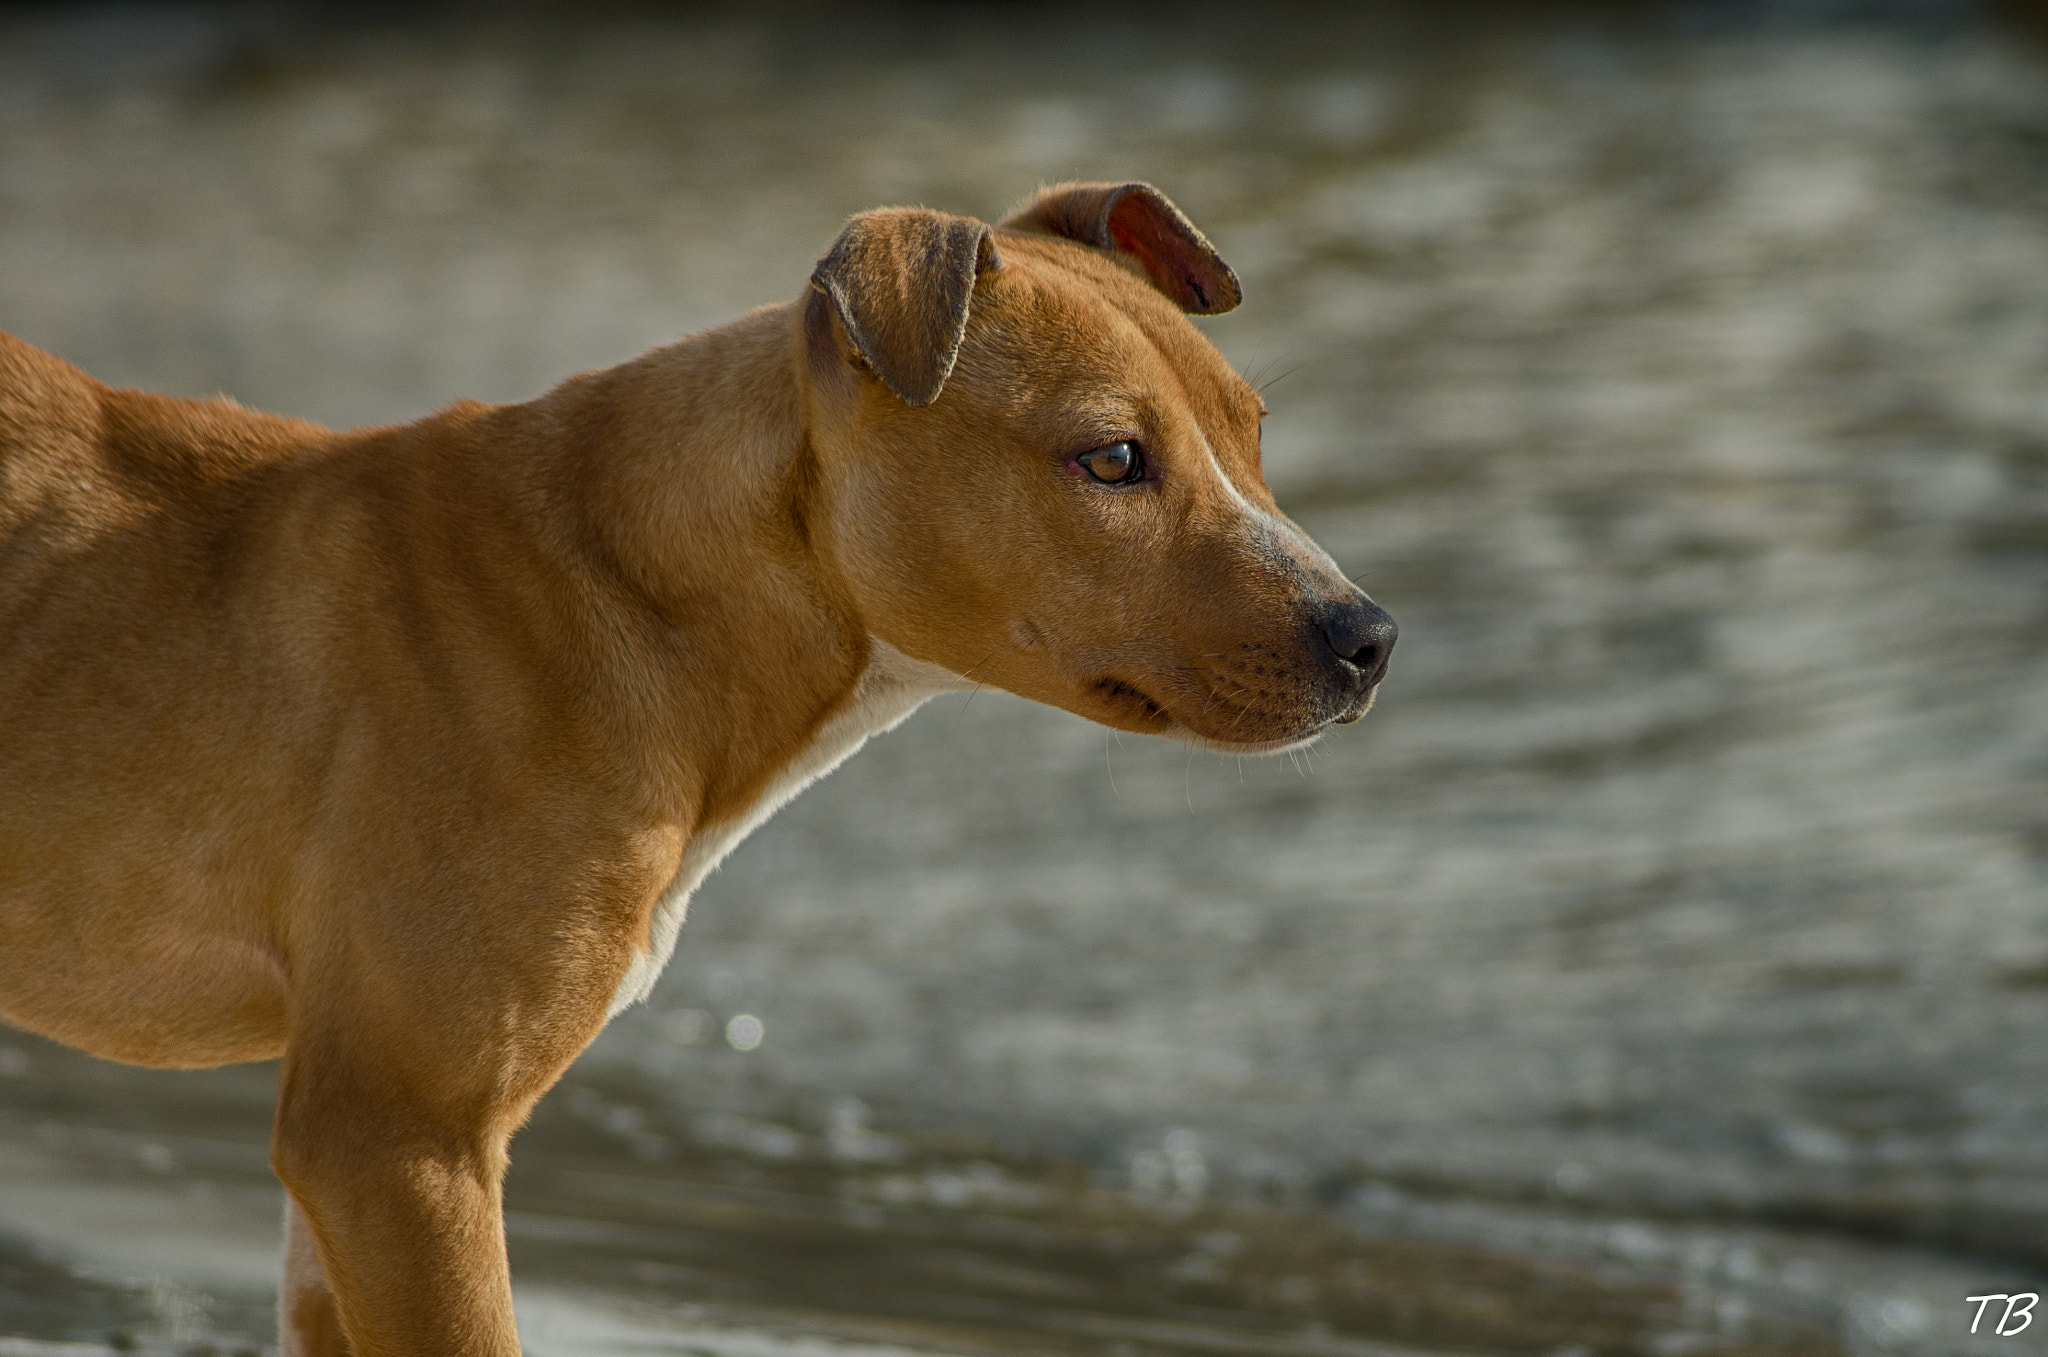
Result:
[4, 1, 2048, 1354]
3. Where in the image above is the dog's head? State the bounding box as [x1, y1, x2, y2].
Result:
[802, 181, 1393, 754]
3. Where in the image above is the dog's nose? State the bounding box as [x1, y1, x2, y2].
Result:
[1319, 596, 1397, 683]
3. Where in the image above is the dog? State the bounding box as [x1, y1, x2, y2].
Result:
[0, 181, 1395, 1354]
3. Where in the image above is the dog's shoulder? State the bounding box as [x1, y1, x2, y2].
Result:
[0, 329, 100, 470]
[0, 330, 331, 531]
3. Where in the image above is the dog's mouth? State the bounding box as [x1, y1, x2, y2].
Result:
[1092, 671, 1368, 755]
[1334, 684, 1379, 725]
[1094, 676, 1170, 726]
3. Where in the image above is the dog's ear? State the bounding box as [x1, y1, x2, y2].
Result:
[1000, 181, 1241, 316]
[809, 208, 1002, 409]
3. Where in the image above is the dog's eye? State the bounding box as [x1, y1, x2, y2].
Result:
[1078, 441, 1144, 485]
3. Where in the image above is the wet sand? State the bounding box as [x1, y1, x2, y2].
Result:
[0, 1033, 1861, 1356]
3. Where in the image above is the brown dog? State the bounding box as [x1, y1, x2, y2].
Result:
[0, 182, 1393, 1354]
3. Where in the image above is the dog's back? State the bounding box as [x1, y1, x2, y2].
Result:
[0, 334, 344, 1067]
[0, 330, 329, 544]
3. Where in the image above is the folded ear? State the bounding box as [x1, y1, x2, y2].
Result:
[809, 208, 1002, 408]
[1000, 181, 1241, 316]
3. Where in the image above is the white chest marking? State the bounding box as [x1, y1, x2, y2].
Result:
[605, 640, 971, 1018]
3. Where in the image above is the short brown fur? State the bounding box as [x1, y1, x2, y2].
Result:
[0, 184, 1391, 1353]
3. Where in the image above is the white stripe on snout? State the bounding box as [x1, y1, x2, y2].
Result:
[1192, 427, 1345, 580]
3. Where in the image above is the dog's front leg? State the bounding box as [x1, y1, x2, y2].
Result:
[280, 1195, 347, 1357]
[273, 1046, 525, 1356]
[269, 959, 607, 1357]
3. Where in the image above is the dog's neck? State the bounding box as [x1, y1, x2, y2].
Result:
[605, 633, 965, 1015]
[422, 304, 966, 946]
[460, 302, 972, 1011]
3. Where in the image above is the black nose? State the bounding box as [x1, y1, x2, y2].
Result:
[1319, 597, 1397, 682]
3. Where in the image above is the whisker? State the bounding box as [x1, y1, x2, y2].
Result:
[1256, 362, 1306, 395]
[945, 648, 1004, 742]
[1226, 697, 1256, 746]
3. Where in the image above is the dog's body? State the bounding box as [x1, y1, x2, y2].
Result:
[0, 184, 1392, 1354]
